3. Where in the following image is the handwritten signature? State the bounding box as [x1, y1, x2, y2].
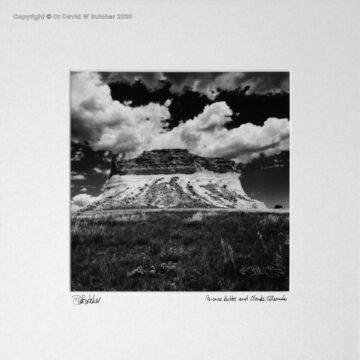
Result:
[72, 294, 101, 305]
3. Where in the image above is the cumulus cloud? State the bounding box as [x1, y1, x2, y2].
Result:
[71, 172, 86, 180]
[93, 167, 110, 176]
[71, 72, 289, 163]
[71, 72, 171, 156]
[93, 167, 103, 174]
[71, 193, 99, 212]
[150, 103, 289, 162]
[200, 117, 290, 162]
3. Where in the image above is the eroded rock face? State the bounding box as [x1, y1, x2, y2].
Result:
[110, 149, 236, 176]
[84, 149, 266, 211]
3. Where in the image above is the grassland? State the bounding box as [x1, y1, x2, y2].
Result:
[71, 210, 289, 291]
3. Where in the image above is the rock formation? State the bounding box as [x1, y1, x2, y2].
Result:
[83, 149, 266, 211]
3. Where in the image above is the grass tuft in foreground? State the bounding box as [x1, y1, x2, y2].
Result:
[71, 211, 289, 291]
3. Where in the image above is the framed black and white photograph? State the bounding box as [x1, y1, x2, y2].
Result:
[0, 1, 359, 359]
[70, 71, 290, 292]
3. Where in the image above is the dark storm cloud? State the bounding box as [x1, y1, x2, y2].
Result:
[163, 72, 219, 95]
[100, 72, 289, 95]
[228, 72, 289, 94]
[99, 72, 164, 89]
[163, 72, 289, 95]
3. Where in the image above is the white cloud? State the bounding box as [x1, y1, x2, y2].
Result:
[164, 98, 172, 107]
[71, 174, 85, 180]
[80, 187, 87, 192]
[71, 193, 99, 212]
[93, 167, 103, 174]
[195, 117, 290, 162]
[71, 171, 86, 180]
[93, 167, 109, 176]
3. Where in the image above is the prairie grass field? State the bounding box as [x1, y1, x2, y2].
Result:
[71, 210, 289, 291]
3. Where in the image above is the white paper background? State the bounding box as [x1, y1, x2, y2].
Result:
[0, 1, 359, 359]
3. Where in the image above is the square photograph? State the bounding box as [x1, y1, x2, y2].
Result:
[71, 72, 289, 291]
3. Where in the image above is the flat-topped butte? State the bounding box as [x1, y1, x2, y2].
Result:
[80, 149, 266, 211]
[110, 149, 236, 177]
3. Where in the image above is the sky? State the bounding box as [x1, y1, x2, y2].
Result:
[71, 72, 289, 209]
